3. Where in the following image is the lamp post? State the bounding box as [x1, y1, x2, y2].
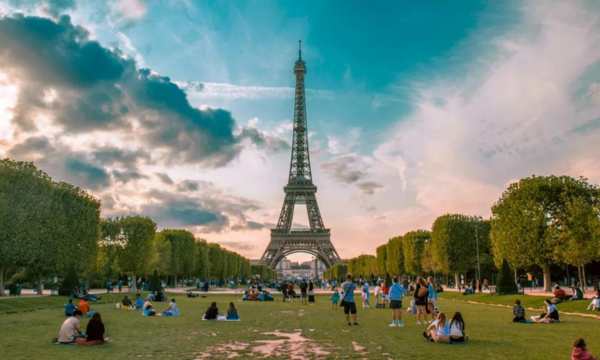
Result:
[474, 216, 482, 284]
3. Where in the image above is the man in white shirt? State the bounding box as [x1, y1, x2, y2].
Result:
[57, 310, 83, 343]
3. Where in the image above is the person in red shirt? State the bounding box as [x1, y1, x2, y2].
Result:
[78, 298, 90, 315]
[572, 338, 598, 360]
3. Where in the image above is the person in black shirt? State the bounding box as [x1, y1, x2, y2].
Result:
[76, 312, 105, 345]
[204, 302, 219, 320]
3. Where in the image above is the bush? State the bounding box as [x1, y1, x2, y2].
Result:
[59, 267, 79, 296]
[496, 260, 518, 295]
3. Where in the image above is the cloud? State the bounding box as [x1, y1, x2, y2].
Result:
[373, 0, 600, 221]
[0, 15, 259, 167]
[64, 158, 110, 189]
[320, 153, 384, 195]
[109, 0, 146, 24]
[219, 240, 256, 252]
[181, 81, 334, 101]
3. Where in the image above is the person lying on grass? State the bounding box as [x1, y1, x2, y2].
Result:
[423, 312, 450, 343]
[513, 299, 526, 322]
[57, 310, 84, 344]
[161, 299, 180, 317]
[531, 299, 559, 323]
[76, 312, 106, 345]
[204, 302, 219, 320]
[571, 338, 598, 360]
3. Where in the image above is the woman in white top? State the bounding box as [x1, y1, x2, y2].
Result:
[448, 312, 465, 343]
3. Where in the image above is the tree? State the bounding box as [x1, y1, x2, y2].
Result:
[431, 214, 488, 287]
[376, 245, 388, 276]
[0, 159, 99, 296]
[491, 176, 599, 291]
[553, 194, 600, 287]
[117, 216, 157, 292]
[402, 230, 430, 276]
[496, 260, 518, 294]
[385, 236, 404, 277]
[157, 229, 195, 286]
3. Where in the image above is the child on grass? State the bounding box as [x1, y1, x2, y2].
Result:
[513, 299, 526, 322]
[571, 338, 598, 360]
[331, 289, 340, 309]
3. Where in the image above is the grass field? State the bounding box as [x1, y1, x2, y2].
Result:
[1, 292, 599, 359]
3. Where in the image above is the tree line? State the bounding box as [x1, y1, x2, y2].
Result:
[326, 176, 600, 291]
[0, 159, 273, 296]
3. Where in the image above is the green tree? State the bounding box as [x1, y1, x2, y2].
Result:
[157, 229, 195, 286]
[491, 176, 599, 291]
[402, 230, 430, 276]
[431, 214, 487, 287]
[117, 216, 157, 292]
[376, 245, 388, 276]
[385, 236, 404, 277]
[496, 259, 518, 294]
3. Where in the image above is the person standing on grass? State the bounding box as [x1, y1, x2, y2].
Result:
[341, 274, 358, 326]
[361, 281, 370, 309]
[300, 281, 308, 305]
[308, 280, 316, 304]
[414, 277, 429, 325]
[388, 276, 406, 327]
[427, 276, 438, 320]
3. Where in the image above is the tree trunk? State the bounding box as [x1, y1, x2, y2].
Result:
[580, 265, 587, 290]
[0, 267, 5, 297]
[37, 278, 44, 295]
[174, 275, 178, 288]
[130, 274, 137, 293]
[542, 264, 551, 292]
[454, 272, 460, 290]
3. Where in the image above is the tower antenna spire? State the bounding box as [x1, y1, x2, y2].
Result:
[298, 40, 302, 60]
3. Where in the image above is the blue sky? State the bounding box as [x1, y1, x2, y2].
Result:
[0, 0, 599, 259]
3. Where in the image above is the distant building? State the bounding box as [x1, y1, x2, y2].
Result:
[276, 257, 326, 279]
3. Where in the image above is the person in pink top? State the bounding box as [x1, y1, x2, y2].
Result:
[572, 338, 598, 360]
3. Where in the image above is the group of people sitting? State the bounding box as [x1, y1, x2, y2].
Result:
[56, 310, 106, 345]
[242, 288, 273, 301]
[141, 297, 180, 317]
[203, 302, 239, 321]
[513, 298, 560, 323]
[65, 298, 95, 318]
[422, 312, 466, 344]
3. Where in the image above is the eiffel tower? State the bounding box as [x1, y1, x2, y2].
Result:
[260, 41, 341, 270]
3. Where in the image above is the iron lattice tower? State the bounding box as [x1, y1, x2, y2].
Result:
[260, 42, 341, 270]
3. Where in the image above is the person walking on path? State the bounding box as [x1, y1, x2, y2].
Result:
[388, 276, 406, 327]
[341, 274, 358, 326]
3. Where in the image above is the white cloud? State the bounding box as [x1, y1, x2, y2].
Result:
[109, 0, 147, 21]
[373, 0, 600, 229]
[181, 81, 334, 100]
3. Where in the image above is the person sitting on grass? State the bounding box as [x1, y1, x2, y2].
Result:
[204, 302, 219, 320]
[161, 298, 180, 317]
[331, 288, 340, 309]
[571, 286, 584, 301]
[513, 299, 526, 322]
[423, 312, 450, 343]
[76, 312, 105, 345]
[121, 295, 133, 308]
[571, 338, 598, 360]
[552, 285, 568, 303]
[587, 290, 600, 311]
[57, 310, 84, 344]
[135, 294, 144, 310]
[64, 299, 76, 317]
[143, 297, 156, 317]
[449, 312, 466, 343]
[78, 298, 90, 316]
[226, 302, 239, 320]
[531, 299, 560, 323]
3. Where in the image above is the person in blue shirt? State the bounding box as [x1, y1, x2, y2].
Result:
[64, 298, 76, 317]
[361, 282, 370, 309]
[427, 276, 438, 320]
[134, 294, 144, 310]
[341, 274, 358, 326]
[388, 277, 406, 327]
[330, 289, 341, 309]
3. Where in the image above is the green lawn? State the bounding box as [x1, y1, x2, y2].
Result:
[1, 292, 599, 359]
